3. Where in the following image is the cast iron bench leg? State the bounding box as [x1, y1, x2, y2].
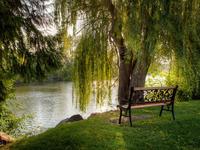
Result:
[129, 108, 132, 127]
[119, 108, 122, 124]
[159, 105, 164, 117]
[172, 103, 175, 120]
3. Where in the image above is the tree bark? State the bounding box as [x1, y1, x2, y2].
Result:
[130, 62, 149, 87]
[117, 39, 133, 104]
[130, 49, 151, 88]
[130, 3, 155, 88]
[107, 0, 132, 104]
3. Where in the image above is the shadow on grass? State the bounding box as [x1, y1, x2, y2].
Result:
[121, 117, 200, 150]
[10, 101, 200, 150]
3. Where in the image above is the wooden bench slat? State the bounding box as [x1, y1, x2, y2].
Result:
[131, 102, 165, 108]
[119, 101, 171, 109]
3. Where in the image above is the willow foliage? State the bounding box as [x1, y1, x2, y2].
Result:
[55, 0, 200, 109]
[159, 0, 200, 99]
[73, 31, 114, 110]
[55, 0, 116, 110]
[55, 0, 169, 109]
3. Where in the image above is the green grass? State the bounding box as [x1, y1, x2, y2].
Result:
[10, 101, 200, 150]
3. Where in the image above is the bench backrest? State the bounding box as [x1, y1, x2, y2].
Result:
[128, 85, 178, 105]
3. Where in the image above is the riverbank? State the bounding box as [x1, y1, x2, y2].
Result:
[5, 100, 200, 150]
[11, 81, 118, 133]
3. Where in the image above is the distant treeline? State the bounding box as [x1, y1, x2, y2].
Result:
[15, 61, 73, 85]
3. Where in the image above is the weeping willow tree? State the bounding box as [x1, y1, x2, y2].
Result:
[0, 0, 63, 133]
[55, 0, 200, 110]
[55, 0, 161, 109]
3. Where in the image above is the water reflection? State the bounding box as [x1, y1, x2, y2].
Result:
[13, 82, 118, 132]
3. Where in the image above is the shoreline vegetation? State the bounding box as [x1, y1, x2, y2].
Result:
[1, 100, 199, 150]
[14, 61, 73, 86]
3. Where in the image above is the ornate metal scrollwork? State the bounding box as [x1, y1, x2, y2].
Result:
[131, 87, 174, 104]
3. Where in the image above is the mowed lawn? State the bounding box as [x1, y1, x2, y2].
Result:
[10, 101, 200, 150]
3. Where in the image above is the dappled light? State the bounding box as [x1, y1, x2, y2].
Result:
[1, 0, 200, 149]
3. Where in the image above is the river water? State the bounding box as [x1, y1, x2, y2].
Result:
[13, 82, 118, 133]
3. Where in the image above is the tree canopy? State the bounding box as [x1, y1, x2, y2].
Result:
[55, 0, 200, 110]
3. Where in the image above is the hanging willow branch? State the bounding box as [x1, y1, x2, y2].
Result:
[73, 27, 114, 110]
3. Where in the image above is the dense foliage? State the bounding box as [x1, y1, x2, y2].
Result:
[0, 103, 25, 136]
[148, 0, 200, 100]
[0, 0, 63, 83]
[55, 0, 117, 110]
[0, 0, 63, 133]
[55, 0, 200, 109]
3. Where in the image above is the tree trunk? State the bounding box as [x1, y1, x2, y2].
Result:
[117, 25, 153, 104]
[107, 0, 132, 105]
[130, 7, 154, 88]
[117, 49, 151, 104]
[108, 0, 154, 104]
[130, 53, 151, 88]
[117, 39, 133, 105]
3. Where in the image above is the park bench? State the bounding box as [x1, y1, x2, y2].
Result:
[118, 85, 178, 126]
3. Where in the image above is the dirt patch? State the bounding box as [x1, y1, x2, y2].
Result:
[110, 115, 152, 124]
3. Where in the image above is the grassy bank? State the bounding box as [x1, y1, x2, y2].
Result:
[8, 101, 200, 150]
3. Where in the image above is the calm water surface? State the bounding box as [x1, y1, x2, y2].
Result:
[13, 82, 118, 133]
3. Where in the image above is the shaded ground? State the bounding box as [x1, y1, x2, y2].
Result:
[110, 114, 153, 124]
[2, 101, 200, 150]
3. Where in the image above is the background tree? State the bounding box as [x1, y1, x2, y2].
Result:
[0, 0, 63, 133]
[0, 0, 63, 102]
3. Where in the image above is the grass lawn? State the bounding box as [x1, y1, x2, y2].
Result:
[7, 100, 200, 150]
